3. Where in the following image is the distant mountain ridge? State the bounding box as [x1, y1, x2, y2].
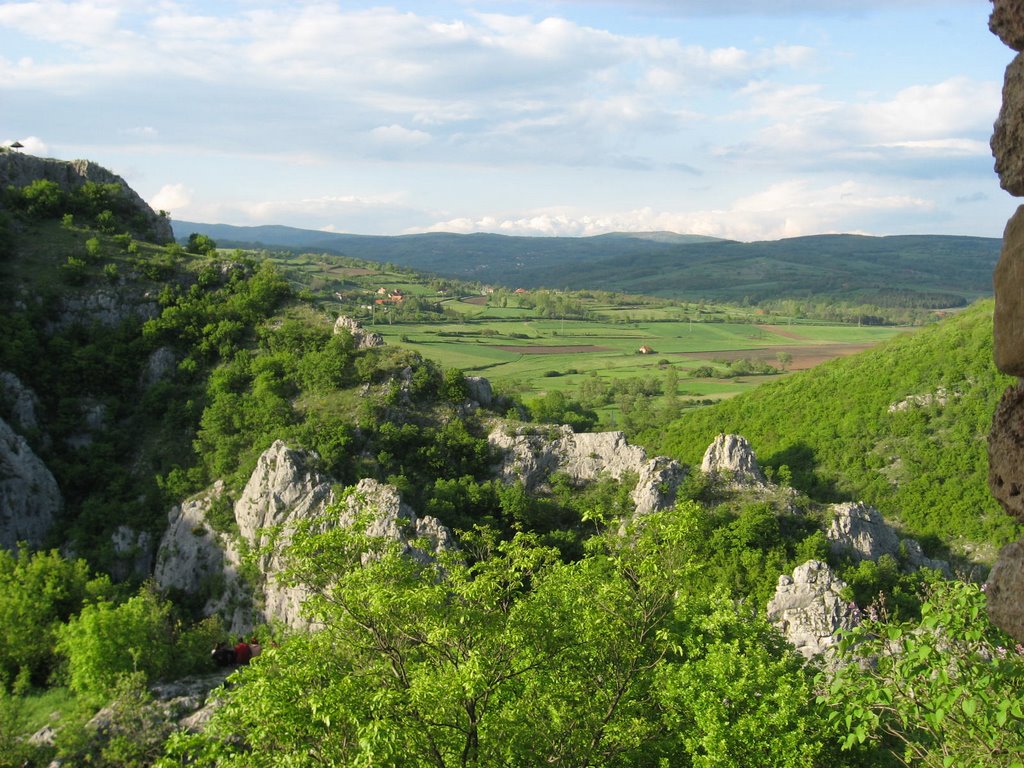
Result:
[174, 220, 999, 307]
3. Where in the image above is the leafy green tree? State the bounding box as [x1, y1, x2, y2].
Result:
[19, 179, 66, 217]
[56, 586, 177, 706]
[186, 233, 218, 256]
[0, 547, 107, 688]
[823, 580, 1024, 767]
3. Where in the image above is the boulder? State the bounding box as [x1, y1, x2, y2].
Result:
[993, 55, 1024, 197]
[994, 208, 1024, 375]
[986, 539, 1024, 642]
[767, 560, 860, 659]
[700, 433, 767, 485]
[989, 382, 1024, 521]
[0, 416, 60, 551]
[991, 0, 1024, 51]
[488, 424, 684, 516]
[465, 376, 494, 408]
[826, 502, 901, 561]
[333, 316, 384, 349]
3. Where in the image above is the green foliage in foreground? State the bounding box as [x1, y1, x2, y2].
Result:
[644, 302, 1019, 551]
[161, 507, 840, 768]
[823, 581, 1024, 767]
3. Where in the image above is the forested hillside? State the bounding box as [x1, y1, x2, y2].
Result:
[641, 301, 1020, 557]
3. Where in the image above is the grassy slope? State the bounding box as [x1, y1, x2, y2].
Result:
[638, 301, 1020, 558]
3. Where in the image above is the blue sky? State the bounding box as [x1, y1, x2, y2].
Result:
[0, 0, 1015, 240]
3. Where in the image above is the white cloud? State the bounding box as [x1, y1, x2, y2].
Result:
[3, 135, 49, 154]
[150, 183, 192, 213]
[370, 125, 432, 146]
[416, 179, 933, 241]
[0, 1, 122, 45]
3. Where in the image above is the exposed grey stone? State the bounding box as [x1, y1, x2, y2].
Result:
[767, 560, 859, 659]
[0, 371, 40, 431]
[489, 424, 684, 517]
[334, 315, 384, 349]
[110, 525, 152, 581]
[52, 288, 160, 331]
[827, 502, 901, 561]
[465, 376, 494, 407]
[341, 478, 455, 562]
[0, 416, 61, 551]
[986, 539, 1024, 642]
[994, 56, 1024, 196]
[142, 347, 177, 388]
[989, 382, 1024, 522]
[700, 433, 767, 485]
[991, 0, 1024, 51]
[0, 152, 173, 242]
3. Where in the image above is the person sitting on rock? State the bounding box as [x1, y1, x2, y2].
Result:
[234, 638, 252, 665]
[211, 641, 236, 667]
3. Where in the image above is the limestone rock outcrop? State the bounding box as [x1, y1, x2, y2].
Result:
[110, 525, 153, 581]
[767, 560, 860, 659]
[994, 209, 1024, 376]
[155, 442, 454, 632]
[488, 424, 684, 516]
[334, 315, 384, 349]
[0, 372, 40, 432]
[0, 152, 173, 243]
[826, 501, 949, 575]
[700, 433, 767, 485]
[52, 287, 160, 331]
[465, 376, 494, 408]
[0, 416, 60, 551]
[992, 0, 1024, 51]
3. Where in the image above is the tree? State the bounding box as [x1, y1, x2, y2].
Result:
[186, 233, 218, 256]
[777, 351, 793, 371]
[823, 580, 1024, 767]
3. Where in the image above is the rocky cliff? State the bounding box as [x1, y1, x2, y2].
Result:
[0, 152, 173, 243]
[155, 441, 453, 632]
[0, 416, 61, 551]
[488, 424, 684, 516]
[767, 559, 860, 659]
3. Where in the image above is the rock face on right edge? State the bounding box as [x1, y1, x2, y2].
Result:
[767, 560, 860, 660]
[987, 540, 1024, 641]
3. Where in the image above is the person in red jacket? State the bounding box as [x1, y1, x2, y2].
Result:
[234, 638, 252, 665]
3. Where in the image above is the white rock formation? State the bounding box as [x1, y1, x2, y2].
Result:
[0, 416, 60, 550]
[488, 424, 684, 516]
[767, 559, 860, 659]
[334, 315, 384, 349]
[700, 434, 767, 485]
[155, 442, 454, 632]
[465, 376, 494, 408]
[826, 501, 949, 574]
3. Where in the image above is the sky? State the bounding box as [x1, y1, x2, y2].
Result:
[0, 0, 1017, 241]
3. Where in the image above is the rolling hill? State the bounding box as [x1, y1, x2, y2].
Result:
[174, 221, 1000, 308]
[638, 300, 1019, 559]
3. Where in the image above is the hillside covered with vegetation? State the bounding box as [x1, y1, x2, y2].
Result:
[0, 162, 1021, 766]
[641, 301, 1020, 558]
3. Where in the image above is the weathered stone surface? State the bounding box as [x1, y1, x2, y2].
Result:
[826, 502, 901, 561]
[52, 287, 160, 331]
[110, 525, 153, 581]
[767, 560, 859, 659]
[986, 539, 1024, 642]
[333, 315, 384, 349]
[993, 56, 1024, 196]
[989, 382, 1024, 521]
[0, 152, 173, 242]
[0, 416, 60, 551]
[156, 443, 454, 632]
[700, 433, 767, 485]
[0, 371, 40, 431]
[489, 424, 684, 516]
[465, 376, 494, 407]
[142, 347, 177, 388]
[991, 0, 1024, 51]
[994, 208, 1024, 375]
